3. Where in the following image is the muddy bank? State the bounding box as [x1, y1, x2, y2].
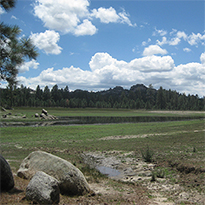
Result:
[82, 151, 155, 181]
[82, 151, 205, 205]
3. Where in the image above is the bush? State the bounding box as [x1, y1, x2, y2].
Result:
[156, 169, 165, 178]
[141, 146, 154, 163]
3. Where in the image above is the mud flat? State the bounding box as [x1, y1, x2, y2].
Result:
[82, 150, 205, 205]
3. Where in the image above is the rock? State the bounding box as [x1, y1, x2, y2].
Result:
[22, 115, 26, 118]
[179, 192, 189, 200]
[40, 113, 46, 119]
[17, 151, 91, 196]
[35, 113, 39, 118]
[0, 154, 14, 192]
[1, 107, 6, 112]
[26, 171, 60, 205]
[42, 109, 48, 116]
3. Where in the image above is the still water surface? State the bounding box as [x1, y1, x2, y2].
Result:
[1, 116, 203, 127]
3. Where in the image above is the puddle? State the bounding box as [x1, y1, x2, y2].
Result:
[97, 166, 121, 177]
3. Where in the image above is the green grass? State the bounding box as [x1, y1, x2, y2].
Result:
[1, 107, 204, 121]
[0, 113, 204, 204]
[1, 118, 204, 171]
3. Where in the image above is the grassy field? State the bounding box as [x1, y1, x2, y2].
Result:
[1, 107, 205, 120]
[0, 108, 205, 204]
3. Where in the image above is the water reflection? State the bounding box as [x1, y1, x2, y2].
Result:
[97, 166, 121, 177]
[0, 116, 203, 127]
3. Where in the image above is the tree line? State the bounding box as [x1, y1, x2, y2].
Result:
[1, 84, 204, 111]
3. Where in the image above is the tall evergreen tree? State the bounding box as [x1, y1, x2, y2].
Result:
[0, 0, 38, 85]
[156, 86, 166, 109]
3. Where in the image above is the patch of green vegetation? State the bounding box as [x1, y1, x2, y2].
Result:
[141, 146, 154, 163]
[1, 114, 205, 197]
[1, 108, 204, 122]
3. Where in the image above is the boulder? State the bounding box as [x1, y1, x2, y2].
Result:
[0, 154, 14, 192]
[17, 151, 91, 196]
[35, 113, 39, 118]
[26, 171, 60, 205]
[22, 115, 26, 118]
[42, 109, 48, 116]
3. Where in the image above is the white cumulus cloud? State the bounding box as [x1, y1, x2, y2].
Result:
[91, 7, 135, 26]
[91, 7, 119, 24]
[143, 45, 168, 56]
[18, 59, 39, 73]
[73, 19, 97, 36]
[129, 55, 174, 72]
[30, 30, 62, 55]
[33, 0, 134, 36]
[17, 52, 205, 97]
[33, 0, 91, 35]
[200, 52, 205, 64]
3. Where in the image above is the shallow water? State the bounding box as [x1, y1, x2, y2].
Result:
[97, 166, 121, 177]
[0, 116, 203, 127]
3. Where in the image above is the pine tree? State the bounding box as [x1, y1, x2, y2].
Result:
[0, 1, 38, 85]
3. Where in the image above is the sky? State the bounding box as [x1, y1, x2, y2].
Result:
[1, 0, 205, 97]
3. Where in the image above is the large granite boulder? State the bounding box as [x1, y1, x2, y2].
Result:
[26, 171, 60, 205]
[17, 151, 91, 196]
[0, 154, 14, 192]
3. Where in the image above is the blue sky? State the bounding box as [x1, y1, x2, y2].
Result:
[1, 0, 205, 96]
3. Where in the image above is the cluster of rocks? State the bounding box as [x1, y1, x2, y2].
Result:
[1, 107, 13, 118]
[0, 151, 92, 204]
[35, 109, 58, 120]
[1, 107, 57, 120]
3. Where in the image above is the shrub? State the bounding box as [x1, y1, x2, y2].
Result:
[150, 171, 156, 182]
[156, 169, 165, 178]
[141, 146, 154, 163]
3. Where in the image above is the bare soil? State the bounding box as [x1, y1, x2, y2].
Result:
[2, 148, 204, 205]
[82, 150, 205, 205]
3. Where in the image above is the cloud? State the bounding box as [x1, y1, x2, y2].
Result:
[91, 7, 119, 24]
[0, 7, 5, 15]
[129, 55, 174, 72]
[17, 59, 39, 73]
[33, 0, 134, 36]
[91, 7, 135, 27]
[156, 30, 205, 47]
[177, 31, 187, 40]
[142, 38, 151, 46]
[118, 9, 136, 27]
[11, 15, 17, 20]
[200, 52, 205, 64]
[183, 48, 191, 52]
[33, 0, 90, 34]
[17, 52, 204, 96]
[188, 32, 205, 46]
[73, 19, 97, 36]
[156, 37, 167, 46]
[30, 30, 62, 55]
[169, 37, 181, 46]
[153, 28, 167, 36]
[143, 45, 168, 56]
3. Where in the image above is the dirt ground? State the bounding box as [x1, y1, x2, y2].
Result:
[82, 150, 205, 205]
[1, 149, 204, 205]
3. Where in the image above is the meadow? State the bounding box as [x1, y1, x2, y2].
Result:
[0, 108, 205, 204]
